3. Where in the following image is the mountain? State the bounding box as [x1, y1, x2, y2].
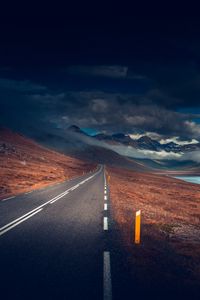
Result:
[67, 125, 89, 135]
[31, 125, 152, 172]
[26, 125, 200, 174]
[94, 131, 200, 153]
[94, 133, 113, 141]
[136, 136, 161, 150]
[63, 144, 150, 171]
[0, 127, 94, 199]
[95, 132, 133, 145]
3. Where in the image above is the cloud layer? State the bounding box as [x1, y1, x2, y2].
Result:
[67, 65, 129, 79]
[1, 60, 200, 145]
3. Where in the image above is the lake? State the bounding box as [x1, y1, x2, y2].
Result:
[174, 176, 200, 184]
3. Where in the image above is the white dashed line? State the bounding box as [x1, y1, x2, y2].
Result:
[104, 195, 107, 201]
[103, 251, 112, 300]
[1, 196, 15, 202]
[104, 217, 108, 230]
[104, 203, 108, 211]
[0, 209, 43, 236]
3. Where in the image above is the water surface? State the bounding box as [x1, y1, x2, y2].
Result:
[174, 176, 200, 184]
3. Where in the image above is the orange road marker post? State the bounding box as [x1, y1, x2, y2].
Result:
[135, 210, 141, 244]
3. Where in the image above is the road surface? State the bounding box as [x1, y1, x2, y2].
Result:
[2, 164, 193, 300]
[0, 165, 124, 300]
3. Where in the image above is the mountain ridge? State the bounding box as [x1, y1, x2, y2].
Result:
[67, 125, 200, 153]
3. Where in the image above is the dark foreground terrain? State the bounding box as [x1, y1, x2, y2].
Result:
[109, 166, 200, 299]
[1, 128, 200, 299]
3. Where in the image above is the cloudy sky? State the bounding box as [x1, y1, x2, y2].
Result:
[1, 3, 200, 143]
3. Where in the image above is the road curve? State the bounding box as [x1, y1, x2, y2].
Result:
[0, 165, 115, 299]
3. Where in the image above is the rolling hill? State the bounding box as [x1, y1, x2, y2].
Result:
[0, 128, 95, 199]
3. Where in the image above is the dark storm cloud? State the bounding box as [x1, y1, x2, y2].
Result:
[59, 91, 200, 138]
[0, 78, 49, 134]
[1, 5, 200, 142]
[1, 72, 200, 140]
[24, 89, 200, 139]
[66, 61, 200, 110]
[1, 60, 200, 142]
[66, 65, 129, 79]
[0, 78, 46, 92]
[133, 62, 200, 109]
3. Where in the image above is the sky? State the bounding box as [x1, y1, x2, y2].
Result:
[1, 3, 200, 143]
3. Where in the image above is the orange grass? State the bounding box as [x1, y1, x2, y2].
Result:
[0, 128, 95, 199]
[108, 166, 200, 285]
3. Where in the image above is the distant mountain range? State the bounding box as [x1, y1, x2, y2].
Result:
[1, 126, 200, 175]
[68, 125, 200, 154]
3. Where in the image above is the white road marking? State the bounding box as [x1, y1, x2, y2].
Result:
[104, 190, 107, 194]
[49, 190, 70, 204]
[104, 195, 107, 201]
[50, 191, 69, 204]
[25, 191, 33, 195]
[1, 196, 15, 202]
[70, 184, 79, 191]
[0, 209, 42, 236]
[104, 217, 108, 230]
[104, 203, 108, 211]
[103, 251, 112, 300]
[0, 170, 99, 236]
[0, 206, 44, 232]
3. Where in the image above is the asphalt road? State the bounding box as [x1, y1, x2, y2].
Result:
[2, 164, 196, 300]
[0, 165, 118, 300]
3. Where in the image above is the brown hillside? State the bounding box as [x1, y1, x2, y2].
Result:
[0, 128, 95, 199]
[108, 167, 200, 296]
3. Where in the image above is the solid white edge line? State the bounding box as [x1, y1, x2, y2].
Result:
[2, 196, 15, 202]
[104, 217, 108, 230]
[0, 209, 43, 236]
[0, 205, 45, 231]
[0, 168, 100, 235]
[103, 251, 112, 300]
[104, 203, 108, 210]
[50, 191, 69, 204]
[25, 191, 33, 195]
[70, 184, 79, 191]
